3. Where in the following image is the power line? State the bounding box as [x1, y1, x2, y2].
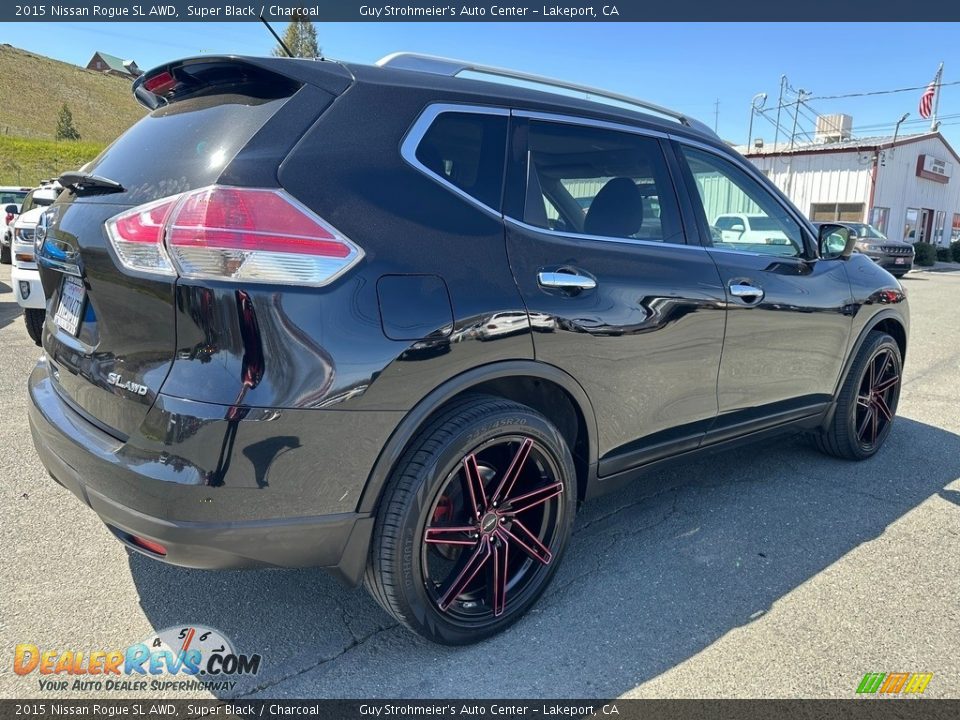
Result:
[807, 79, 960, 101]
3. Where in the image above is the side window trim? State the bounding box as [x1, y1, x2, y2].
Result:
[669, 136, 817, 258]
[400, 103, 509, 220]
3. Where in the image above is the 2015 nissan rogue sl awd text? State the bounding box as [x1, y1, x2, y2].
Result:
[28, 53, 909, 644]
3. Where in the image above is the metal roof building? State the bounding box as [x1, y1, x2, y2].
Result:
[741, 126, 960, 246]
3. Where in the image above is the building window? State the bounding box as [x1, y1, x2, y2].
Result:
[934, 211, 947, 246]
[952, 213, 960, 242]
[809, 202, 865, 222]
[903, 208, 919, 242]
[870, 207, 890, 235]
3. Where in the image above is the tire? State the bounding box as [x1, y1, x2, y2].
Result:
[814, 331, 902, 460]
[0, 243, 9, 264]
[24, 309, 44, 347]
[365, 395, 577, 644]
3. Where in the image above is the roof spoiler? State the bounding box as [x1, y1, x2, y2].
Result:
[133, 56, 352, 110]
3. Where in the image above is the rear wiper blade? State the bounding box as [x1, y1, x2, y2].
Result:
[58, 171, 125, 194]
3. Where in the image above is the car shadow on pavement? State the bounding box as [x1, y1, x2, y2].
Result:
[0, 285, 22, 332]
[127, 415, 960, 698]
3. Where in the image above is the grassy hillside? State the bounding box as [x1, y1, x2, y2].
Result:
[0, 44, 144, 185]
[0, 136, 106, 185]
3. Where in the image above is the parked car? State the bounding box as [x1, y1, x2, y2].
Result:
[812, 221, 914, 278]
[28, 53, 909, 645]
[1, 186, 31, 264]
[713, 212, 794, 249]
[11, 184, 60, 344]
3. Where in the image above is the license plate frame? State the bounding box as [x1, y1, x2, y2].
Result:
[895, 257, 906, 265]
[54, 275, 86, 337]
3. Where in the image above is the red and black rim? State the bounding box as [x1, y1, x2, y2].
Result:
[420, 435, 566, 623]
[854, 347, 900, 449]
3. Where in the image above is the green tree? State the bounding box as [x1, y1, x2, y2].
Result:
[272, 10, 320, 58]
[55, 103, 81, 141]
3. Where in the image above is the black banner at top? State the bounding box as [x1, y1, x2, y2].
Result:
[3, 0, 960, 22]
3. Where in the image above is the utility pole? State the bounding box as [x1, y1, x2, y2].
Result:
[786, 89, 810, 195]
[773, 75, 788, 151]
[714, 98, 720, 133]
[788, 90, 810, 152]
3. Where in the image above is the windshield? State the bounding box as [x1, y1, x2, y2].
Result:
[854, 223, 887, 240]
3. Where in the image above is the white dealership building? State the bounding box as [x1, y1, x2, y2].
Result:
[742, 115, 960, 245]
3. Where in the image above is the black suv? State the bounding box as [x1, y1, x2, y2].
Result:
[28, 53, 909, 645]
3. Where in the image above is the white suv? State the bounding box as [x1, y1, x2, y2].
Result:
[11, 184, 60, 345]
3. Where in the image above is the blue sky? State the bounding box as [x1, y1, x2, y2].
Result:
[2, 22, 957, 147]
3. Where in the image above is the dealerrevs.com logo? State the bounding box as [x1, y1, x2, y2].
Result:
[13, 625, 261, 693]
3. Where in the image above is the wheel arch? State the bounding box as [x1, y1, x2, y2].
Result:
[357, 360, 599, 516]
[822, 308, 908, 428]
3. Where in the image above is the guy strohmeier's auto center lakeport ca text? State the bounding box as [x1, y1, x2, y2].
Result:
[14, 4, 621, 19]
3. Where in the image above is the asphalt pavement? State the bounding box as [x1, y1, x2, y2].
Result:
[1, 263, 958, 699]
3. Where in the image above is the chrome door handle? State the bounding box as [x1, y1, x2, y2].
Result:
[538, 272, 596, 291]
[729, 283, 764, 302]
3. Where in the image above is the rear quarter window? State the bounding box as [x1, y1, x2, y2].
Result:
[413, 111, 508, 211]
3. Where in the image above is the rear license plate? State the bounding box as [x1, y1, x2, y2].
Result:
[54, 275, 86, 336]
[895, 257, 906, 265]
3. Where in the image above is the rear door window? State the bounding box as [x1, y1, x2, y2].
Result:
[413, 111, 508, 210]
[521, 120, 684, 244]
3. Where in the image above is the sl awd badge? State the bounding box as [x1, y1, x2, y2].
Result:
[107, 373, 148, 396]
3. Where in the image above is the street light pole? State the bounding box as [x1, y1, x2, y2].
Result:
[747, 92, 767, 148]
[892, 112, 910, 148]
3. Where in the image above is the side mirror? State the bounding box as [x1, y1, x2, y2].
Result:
[4, 204, 17, 214]
[730, 223, 745, 233]
[818, 223, 856, 260]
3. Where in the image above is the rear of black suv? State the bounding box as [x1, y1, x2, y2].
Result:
[28, 55, 524, 584]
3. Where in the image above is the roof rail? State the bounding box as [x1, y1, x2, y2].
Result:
[376, 52, 717, 138]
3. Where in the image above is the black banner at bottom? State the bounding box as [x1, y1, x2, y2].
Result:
[1, 700, 959, 720]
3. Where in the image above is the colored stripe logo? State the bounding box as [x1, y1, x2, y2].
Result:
[857, 672, 933, 694]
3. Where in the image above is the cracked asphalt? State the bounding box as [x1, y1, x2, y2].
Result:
[1, 264, 958, 699]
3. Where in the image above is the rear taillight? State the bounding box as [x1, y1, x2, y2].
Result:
[5, 213, 13, 225]
[104, 186, 363, 286]
[106, 196, 179, 277]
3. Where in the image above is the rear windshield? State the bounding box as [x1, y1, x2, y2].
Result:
[80, 94, 289, 205]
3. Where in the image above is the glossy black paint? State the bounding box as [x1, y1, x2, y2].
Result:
[28, 54, 910, 586]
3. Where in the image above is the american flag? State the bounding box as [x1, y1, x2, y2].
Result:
[919, 82, 936, 119]
[919, 65, 942, 119]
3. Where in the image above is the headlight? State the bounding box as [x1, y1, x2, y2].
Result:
[854, 240, 874, 252]
[14, 227, 34, 243]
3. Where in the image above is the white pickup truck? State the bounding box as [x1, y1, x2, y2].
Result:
[11, 184, 60, 345]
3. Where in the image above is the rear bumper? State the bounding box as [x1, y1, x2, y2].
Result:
[27, 361, 384, 584]
[11, 265, 44, 309]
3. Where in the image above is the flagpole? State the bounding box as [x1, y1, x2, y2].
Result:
[931, 62, 944, 131]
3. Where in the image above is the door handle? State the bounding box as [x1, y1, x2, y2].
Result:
[729, 283, 764, 303]
[538, 272, 596, 291]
